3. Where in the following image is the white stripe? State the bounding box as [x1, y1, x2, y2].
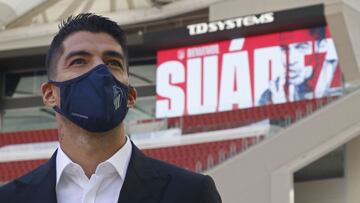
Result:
[0, 122, 271, 163]
[0, 141, 58, 162]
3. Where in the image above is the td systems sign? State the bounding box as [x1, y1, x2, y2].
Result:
[187, 12, 274, 36]
[156, 26, 342, 118]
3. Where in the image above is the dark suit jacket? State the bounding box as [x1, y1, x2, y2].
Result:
[0, 143, 222, 203]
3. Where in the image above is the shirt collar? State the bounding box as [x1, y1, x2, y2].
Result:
[98, 136, 132, 179]
[56, 144, 73, 185]
[56, 136, 132, 185]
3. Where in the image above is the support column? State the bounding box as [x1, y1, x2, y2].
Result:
[0, 72, 4, 131]
[271, 168, 294, 203]
[345, 134, 360, 203]
[0, 111, 3, 131]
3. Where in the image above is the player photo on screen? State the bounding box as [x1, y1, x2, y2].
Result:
[156, 26, 342, 118]
[258, 27, 341, 106]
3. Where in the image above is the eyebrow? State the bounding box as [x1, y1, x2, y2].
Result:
[65, 50, 92, 62]
[103, 50, 125, 61]
[64, 50, 126, 67]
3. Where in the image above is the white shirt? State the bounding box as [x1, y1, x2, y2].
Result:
[56, 137, 132, 203]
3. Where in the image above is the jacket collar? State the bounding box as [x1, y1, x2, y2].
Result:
[118, 142, 170, 203]
[15, 151, 58, 203]
[14, 141, 170, 203]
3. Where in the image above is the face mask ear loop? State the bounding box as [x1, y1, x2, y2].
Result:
[128, 84, 132, 93]
[47, 81, 63, 116]
[53, 106, 63, 115]
[48, 80, 62, 87]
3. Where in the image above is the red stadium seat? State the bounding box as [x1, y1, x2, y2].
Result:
[0, 129, 58, 147]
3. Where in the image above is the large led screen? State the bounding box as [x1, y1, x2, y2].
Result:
[156, 26, 342, 118]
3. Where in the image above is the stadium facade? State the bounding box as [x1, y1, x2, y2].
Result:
[0, 0, 360, 203]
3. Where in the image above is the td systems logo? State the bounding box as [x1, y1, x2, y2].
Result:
[187, 12, 274, 36]
[156, 26, 342, 118]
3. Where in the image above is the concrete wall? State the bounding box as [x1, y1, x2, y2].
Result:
[346, 135, 360, 203]
[210, 0, 338, 20]
[208, 88, 360, 203]
[325, 1, 360, 82]
[295, 178, 345, 203]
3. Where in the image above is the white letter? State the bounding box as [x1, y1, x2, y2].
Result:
[229, 38, 245, 51]
[243, 15, 260, 26]
[260, 12, 274, 23]
[208, 22, 218, 32]
[187, 24, 197, 35]
[219, 51, 252, 111]
[314, 38, 339, 98]
[187, 56, 218, 115]
[196, 23, 208, 35]
[235, 17, 243, 27]
[216, 21, 226, 31]
[156, 61, 185, 118]
[225, 19, 236, 30]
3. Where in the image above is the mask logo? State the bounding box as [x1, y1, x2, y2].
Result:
[113, 86, 123, 110]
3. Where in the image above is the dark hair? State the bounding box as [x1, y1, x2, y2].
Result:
[45, 13, 128, 79]
[309, 26, 326, 41]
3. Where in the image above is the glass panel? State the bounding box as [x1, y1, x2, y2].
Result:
[0, 97, 156, 132]
[125, 96, 156, 122]
[129, 64, 155, 86]
[5, 70, 47, 98]
[4, 64, 156, 98]
[0, 107, 56, 132]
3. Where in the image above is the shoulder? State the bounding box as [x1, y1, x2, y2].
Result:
[0, 180, 18, 203]
[148, 156, 204, 180]
[145, 156, 222, 202]
[127, 143, 221, 202]
[0, 168, 40, 203]
[259, 89, 271, 105]
[0, 157, 56, 203]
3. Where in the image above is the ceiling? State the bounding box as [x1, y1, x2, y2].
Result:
[0, 0, 171, 28]
[0, 0, 222, 30]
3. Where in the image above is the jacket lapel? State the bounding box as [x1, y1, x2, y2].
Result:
[118, 143, 170, 203]
[16, 151, 58, 203]
[12, 143, 170, 203]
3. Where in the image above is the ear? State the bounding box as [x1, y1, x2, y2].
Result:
[127, 86, 137, 108]
[41, 82, 58, 108]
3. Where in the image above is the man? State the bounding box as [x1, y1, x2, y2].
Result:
[257, 40, 313, 105]
[0, 14, 222, 203]
[284, 40, 314, 101]
[258, 27, 340, 105]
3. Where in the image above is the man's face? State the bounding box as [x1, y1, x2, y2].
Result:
[54, 31, 128, 84]
[40, 30, 137, 134]
[283, 41, 313, 86]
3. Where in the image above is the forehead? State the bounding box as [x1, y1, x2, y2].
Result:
[61, 31, 124, 56]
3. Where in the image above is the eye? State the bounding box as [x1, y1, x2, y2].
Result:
[69, 58, 87, 66]
[106, 60, 123, 68]
[295, 43, 311, 51]
[326, 59, 337, 65]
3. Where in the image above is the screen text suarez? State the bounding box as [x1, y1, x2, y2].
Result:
[156, 26, 342, 118]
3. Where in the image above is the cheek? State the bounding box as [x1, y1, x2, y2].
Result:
[119, 76, 130, 85]
[54, 87, 61, 107]
[112, 72, 129, 85]
[299, 70, 309, 81]
[64, 69, 91, 80]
